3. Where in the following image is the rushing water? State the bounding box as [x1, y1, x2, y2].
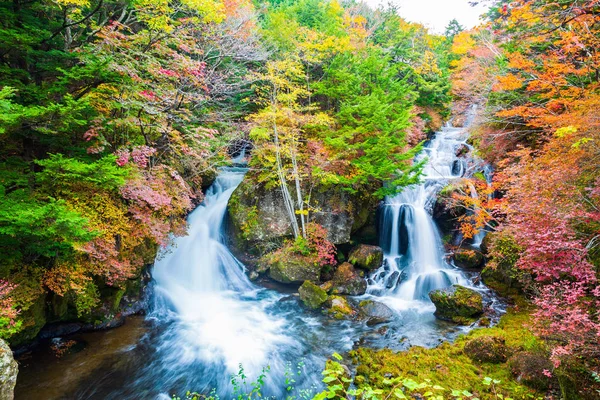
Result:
[15, 114, 502, 400]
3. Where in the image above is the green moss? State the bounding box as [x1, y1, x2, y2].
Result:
[349, 305, 545, 399]
[327, 295, 354, 320]
[298, 281, 328, 309]
[429, 285, 483, 324]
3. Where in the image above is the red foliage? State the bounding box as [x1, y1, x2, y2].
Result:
[307, 223, 336, 266]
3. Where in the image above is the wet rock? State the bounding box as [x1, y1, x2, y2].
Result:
[453, 249, 485, 270]
[385, 270, 407, 289]
[480, 233, 493, 255]
[429, 285, 483, 324]
[320, 281, 334, 293]
[331, 263, 367, 296]
[358, 300, 394, 326]
[0, 339, 17, 400]
[298, 281, 328, 309]
[227, 175, 377, 249]
[508, 352, 555, 390]
[38, 323, 82, 340]
[327, 296, 355, 319]
[348, 245, 383, 271]
[463, 336, 508, 363]
[456, 144, 470, 157]
[248, 271, 260, 281]
[266, 255, 321, 284]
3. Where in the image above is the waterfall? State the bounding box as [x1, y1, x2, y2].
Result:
[368, 119, 475, 306]
[150, 168, 293, 385]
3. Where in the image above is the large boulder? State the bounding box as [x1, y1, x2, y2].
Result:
[0, 339, 17, 400]
[348, 245, 383, 271]
[265, 254, 321, 284]
[453, 249, 485, 270]
[298, 281, 328, 309]
[463, 336, 508, 364]
[358, 300, 394, 326]
[227, 175, 376, 250]
[429, 285, 484, 324]
[331, 263, 367, 296]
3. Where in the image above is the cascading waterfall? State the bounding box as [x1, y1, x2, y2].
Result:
[13, 107, 504, 400]
[367, 109, 479, 307]
[150, 168, 295, 391]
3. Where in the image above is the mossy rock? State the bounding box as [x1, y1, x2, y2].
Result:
[348, 245, 383, 271]
[266, 255, 321, 284]
[429, 285, 483, 324]
[453, 249, 484, 270]
[463, 335, 508, 364]
[331, 262, 367, 296]
[298, 281, 328, 309]
[508, 352, 554, 390]
[326, 295, 355, 320]
[480, 232, 493, 255]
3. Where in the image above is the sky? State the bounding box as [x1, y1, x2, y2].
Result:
[364, 0, 489, 33]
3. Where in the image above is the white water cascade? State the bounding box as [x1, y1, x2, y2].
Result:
[150, 168, 294, 388]
[367, 117, 478, 308]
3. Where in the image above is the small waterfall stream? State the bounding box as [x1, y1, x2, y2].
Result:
[365, 106, 488, 315]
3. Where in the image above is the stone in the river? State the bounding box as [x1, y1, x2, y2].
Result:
[453, 249, 485, 270]
[267, 256, 321, 284]
[298, 281, 328, 309]
[385, 270, 407, 289]
[348, 245, 383, 271]
[358, 300, 394, 326]
[429, 285, 483, 324]
[463, 336, 508, 364]
[326, 296, 355, 320]
[0, 339, 17, 400]
[248, 271, 260, 281]
[331, 262, 367, 296]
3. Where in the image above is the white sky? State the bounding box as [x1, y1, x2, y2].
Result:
[365, 0, 489, 33]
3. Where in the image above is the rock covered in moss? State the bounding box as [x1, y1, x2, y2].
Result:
[298, 281, 328, 309]
[264, 254, 321, 284]
[331, 262, 367, 296]
[326, 296, 355, 319]
[463, 336, 508, 363]
[227, 175, 376, 249]
[358, 300, 394, 326]
[480, 232, 493, 255]
[0, 339, 17, 400]
[508, 352, 554, 390]
[429, 285, 483, 324]
[453, 249, 485, 269]
[348, 245, 383, 271]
